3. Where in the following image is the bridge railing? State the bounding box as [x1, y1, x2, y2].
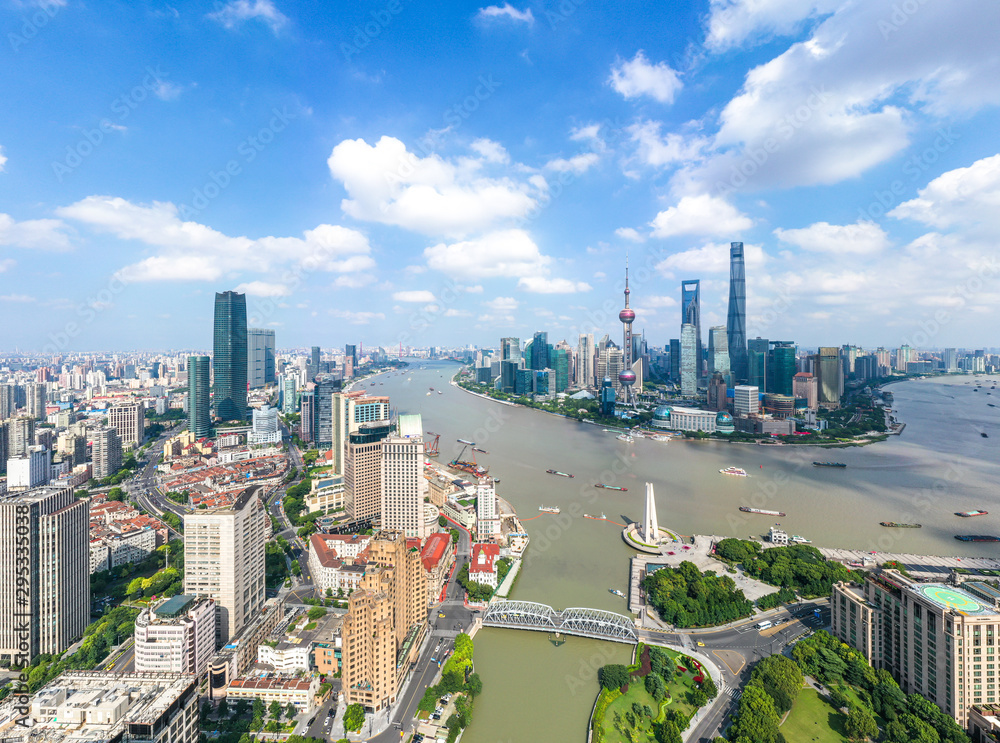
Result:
[482, 600, 638, 644]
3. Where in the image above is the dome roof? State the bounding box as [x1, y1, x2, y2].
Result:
[618, 370, 636, 385]
[716, 411, 733, 423]
[653, 405, 672, 421]
[619, 309, 636, 323]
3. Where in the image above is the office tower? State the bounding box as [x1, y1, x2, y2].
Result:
[707, 326, 730, 384]
[183, 486, 267, 645]
[597, 343, 624, 393]
[7, 446, 49, 490]
[6, 417, 35, 458]
[134, 595, 217, 675]
[250, 405, 281, 445]
[500, 337, 521, 364]
[331, 392, 390, 474]
[707, 373, 728, 412]
[380, 416, 427, 539]
[308, 346, 321, 380]
[577, 333, 595, 388]
[187, 355, 211, 438]
[854, 354, 877, 381]
[247, 328, 276, 389]
[767, 341, 796, 396]
[281, 376, 298, 414]
[727, 242, 749, 384]
[734, 385, 760, 417]
[341, 530, 427, 711]
[311, 377, 342, 448]
[747, 337, 769, 391]
[0, 385, 15, 419]
[895, 345, 913, 373]
[816, 347, 844, 408]
[0, 485, 88, 663]
[213, 290, 248, 421]
[344, 420, 394, 521]
[345, 344, 357, 372]
[841, 344, 861, 379]
[943, 348, 958, 372]
[792, 372, 818, 410]
[92, 427, 122, 479]
[514, 368, 534, 396]
[108, 401, 144, 448]
[551, 348, 570, 393]
[680, 323, 697, 396]
[680, 280, 702, 378]
[669, 339, 681, 383]
[500, 359, 519, 393]
[299, 385, 315, 443]
[599, 377, 616, 416]
[529, 331, 548, 370]
[619, 257, 638, 405]
[476, 477, 500, 542]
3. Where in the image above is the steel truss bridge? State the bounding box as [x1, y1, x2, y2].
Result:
[482, 600, 638, 644]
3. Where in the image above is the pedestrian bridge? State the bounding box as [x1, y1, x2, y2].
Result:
[481, 600, 638, 644]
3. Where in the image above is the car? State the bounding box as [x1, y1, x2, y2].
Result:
[431, 713, 441, 720]
[696, 641, 705, 646]
[438, 612, 446, 618]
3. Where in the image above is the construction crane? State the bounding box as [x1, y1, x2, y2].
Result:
[450, 440, 488, 478]
[425, 431, 441, 457]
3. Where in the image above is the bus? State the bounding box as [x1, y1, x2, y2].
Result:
[756, 620, 772, 631]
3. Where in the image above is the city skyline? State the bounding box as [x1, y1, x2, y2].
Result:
[1, 1, 999, 350]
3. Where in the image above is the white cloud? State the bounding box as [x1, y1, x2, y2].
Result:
[154, 81, 186, 101]
[424, 229, 550, 279]
[463, 284, 484, 293]
[393, 290, 437, 303]
[615, 227, 645, 243]
[649, 194, 752, 238]
[889, 154, 1000, 230]
[0, 258, 14, 272]
[235, 281, 290, 297]
[470, 138, 510, 164]
[517, 276, 591, 293]
[0, 213, 73, 250]
[444, 309, 472, 317]
[208, 0, 288, 32]
[704, 0, 840, 52]
[570, 124, 603, 143]
[0, 294, 35, 302]
[333, 274, 375, 289]
[328, 136, 540, 237]
[56, 196, 374, 282]
[476, 3, 534, 25]
[627, 120, 707, 168]
[485, 296, 519, 312]
[774, 221, 890, 255]
[0, 145, 6, 171]
[545, 152, 600, 175]
[656, 241, 767, 277]
[329, 309, 385, 324]
[644, 295, 678, 308]
[608, 51, 683, 104]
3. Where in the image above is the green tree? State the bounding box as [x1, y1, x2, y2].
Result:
[654, 720, 682, 743]
[465, 672, 482, 698]
[439, 515, 448, 527]
[599, 664, 630, 691]
[216, 698, 229, 718]
[846, 704, 879, 742]
[285, 702, 297, 721]
[645, 672, 666, 702]
[307, 606, 327, 621]
[730, 684, 781, 743]
[268, 700, 282, 720]
[342, 703, 365, 733]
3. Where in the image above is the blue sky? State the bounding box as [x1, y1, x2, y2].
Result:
[2, 0, 999, 352]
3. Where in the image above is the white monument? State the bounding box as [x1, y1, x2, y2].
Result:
[643, 482, 660, 544]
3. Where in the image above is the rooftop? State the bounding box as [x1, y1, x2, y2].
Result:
[913, 582, 996, 616]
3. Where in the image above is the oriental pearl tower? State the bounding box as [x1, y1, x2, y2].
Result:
[619, 253, 637, 406]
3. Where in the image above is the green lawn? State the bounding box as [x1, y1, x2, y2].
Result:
[780, 687, 848, 743]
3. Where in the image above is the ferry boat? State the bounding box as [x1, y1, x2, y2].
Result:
[651, 435, 670, 442]
[880, 522, 922, 528]
[617, 433, 634, 443]
[957, 509, 989, 517]
[538, 506, 560, 514]
[437, 390, 443, 395]
[955, 535, 1000, 542]
[595, 484, 628, 492]
[583, 513, 606, 520]
[813, 462, 847, 468]
[609, 588, 626, 598]
[740, 506, 786, 516]
[720, 467, 748, 477]
[472, 447, 489, 454]
[546, 470, 574, 478]
[426, 391, 431, 396]
[790, 535, 812, 543]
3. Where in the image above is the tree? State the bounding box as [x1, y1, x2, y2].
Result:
[285, 702, 297, 721]
[342, 703, 365, 733]
[439, 515, 448, 527]
[268, 700, 282, 720]
[217, 698, 229, 718]
[201, 700, 213, 723]
[126, 577, 144, 598]
[654, 720, 682, 743]
[465, 672, 483, 698]
[645, 672, 666, 702]
[845, 704, 879, 742]
[599, 664, 630, 691]
[730, 684, 781, 743]
[307, 606, 327, 621]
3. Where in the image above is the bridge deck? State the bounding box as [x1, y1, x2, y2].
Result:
[482, 600, 638, 644]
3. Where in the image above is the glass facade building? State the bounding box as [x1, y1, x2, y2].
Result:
[551, 348, 569, 393]
[530, 331, 549, 371]
[681, 280, 702, 378]
[247, 328, 276, 389]
[213, 291, 247, 421]
[187, 355, 211, 438]
[748, 337, 769, 392]
[680, 323, 698, 396]
[727, 242, 748, 384]
[767, 341, 796, 396]
[707, 326, 730, 385]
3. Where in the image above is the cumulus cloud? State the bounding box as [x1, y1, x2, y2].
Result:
[235, 281, 291, 297]
[704, 0, 840, 52]
[774, 221, 890, 255]
[423, 229, 550, 279]
[609, 51, 683, 104]
[517, 276, 592, 293]
[656, 241, 767, 277]
[0, 145, 6, 171]
[328, 136, 540, 237]
[615, 227, 645, 243]
[649, 194, 752, 238]
[393, 290, 437, 302]
[469, 138, 510, 164]
[628, 120, 707, 168]
[889, 154, 1000, 230]
[329, 309, 385, 324]
[545, 152, 600, 175]
[0, 213, 73, 251]
[208, 0, 288, 33]
[485, 296, 519, 312]
[476, 3, 534, 25]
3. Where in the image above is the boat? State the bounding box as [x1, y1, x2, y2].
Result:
[956, 510, 989, 517]
[955, 535, 1000, 542]
[720, 467, 748, 477]
[583, 513, 606, 520]
[595, 484, 628, 492]
[880, 522, 922, 528]
[632, 431, 645, 439]
[457, 439, 476, 445]
[438, 390, 443, 395]
[429, 387, 434, 391]
[538, 506, 560, 514]
[617, 434, 634, 443]
[609, 588, 626, 598]
[450, 460, 488, 477]
[790, 535, 813, 543]
[651, 435, 670, 442]
[740, 506, 786, 516]
[426, 392, 431, 395]
[982, 432, 990, 438]
[546, 470, 574, 478]
[472, 447, 489, 454]
[813, 462, 847, 467]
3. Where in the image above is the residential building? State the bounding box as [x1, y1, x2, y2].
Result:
[183, 485, 267, 645]
[7, 445, 49, 490]
[250, 404, 281, 446]
[213, 290, 248, 421]
[26, 383, 46, 421]
[475, 477, 500, 542]
[895, 344, 914, 373]
[468, 542, 501, 589]
[247, 327, 276, 389]
[134, 594, 217, 675]
[188, 355, 211, 438]
[308, 533, 370, 594]
[727, 241, 748, 384]
[734, 385, 760, 417]
[6, 416, 34, 458]
[108, 401, 144, 449]
[0, 486, 89, 664]
[91, 427, 122, 479]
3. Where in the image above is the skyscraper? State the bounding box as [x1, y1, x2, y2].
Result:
[530, 331, 549, 371]
[577, 333, 595, 388]
[680, 323, 697, 396]
[308, 346, 321, 380]
[707, 326, 730, 385]
[345, 344, 357, 370]
[344, 421, 394, 521]
[500, 337, 521, 364]
[332, 392, 391, 474]
[767, 342, 796, 396]
[247, 328, 276, 389]
[213, 291, 248, 421]
[669, 339, 680, 383]
[727, 242, 748, 384]
[187, 356, 211, 438]
[551, 347, 570, 393]
[380, 415, 428, 539]
[816, 347, 844, 408]
[108, 401, 144, 448]
[680, 280, 702, 378]
[26, 384, 46, 421]
[619, 258, 638, 405]
[92, 427, 122, 480]
[748, 337, 769, 391]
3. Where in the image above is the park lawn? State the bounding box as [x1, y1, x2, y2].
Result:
[780, 687, 849, 743]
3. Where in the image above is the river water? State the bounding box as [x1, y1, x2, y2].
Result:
[369, 363, 1000, 742]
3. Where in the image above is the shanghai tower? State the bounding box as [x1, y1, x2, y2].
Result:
[727, 242, 748, 384]
[213, 290, 248, 421]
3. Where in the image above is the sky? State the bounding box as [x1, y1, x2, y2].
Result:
[1, 0, 999, 353]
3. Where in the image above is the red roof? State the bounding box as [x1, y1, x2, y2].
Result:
[310, 533, 370, 569]
[421, 532, 451, 572]
[469, 542, 500, 576]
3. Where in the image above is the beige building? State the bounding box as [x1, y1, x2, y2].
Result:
[226, 674, 320, 715]
[108, 401, 144, 448]
[308, 532, 370, 594]
[341, 530, 428, 711]
[305, 473, 346, 515]
[91, 427, 122, 479]
[832, 569, 1000, 727]
[344, 421, 392, 521]
[380, 433, 429, 539]
[183, 485, 267, 645]
[134, 594, 217, 676]
[331, 392, 391, 473]
[0, 485, 89, 664]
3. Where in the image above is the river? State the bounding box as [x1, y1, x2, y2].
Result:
[365, 363, 1000, 742]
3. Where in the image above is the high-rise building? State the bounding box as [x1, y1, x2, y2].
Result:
[680, 324, 698, 396]
[250, 405, 281, 445]
[599, 377, 616, 417]
[344, 421, 393, 521]
[792, 372, 818, 410]
[299, 384, 316, 443]
[597, 343, 624, 394]
[734, 385, 760, 417]
[281, 376, 298, 414]
[92, 427, 122, 480]
[747, 337, 769, 391]
[476, 477, 500, 542]
[247, 328, 276, 389]
[26, 384, 46, 421]
[943, 348, 958, 372]
[7, 446, 49, 490]
[669, 338, 681, 383]
[500, 359, 519, 394]
[308, 346, 321, 380]
[551, 347, 570, 393]
[345, 344, 358, 373]
[500, 337, 521, 364]
[341, 530, 427, 712]
[6, 417, 35, 458]
[530, 331, 549, 371]
[577, 333, 595, 388]
[841, 344, 861, 379]
[727, 241, 748, 384]
[767, 342, 796, 396]
[380, 416, 428, 539]
[707, 326, 730, 384]
[187, 355, 211, 438]
[816, 347, 844, 408]
[0, 385, 16, 419]
[313, 377, 342, 448]
[213, 291, 248, 421]
[0, 485, 88, 664]
[895, 345, 914, 373]
[707, 372, 728, 412]
[183, 485, 267, 645]
[874, 348, 891, 376]
[332, 393, 391, 474]
[134, 595, 217, 675]
[681, 280, 702, 378]
[108, 401, 144, 448]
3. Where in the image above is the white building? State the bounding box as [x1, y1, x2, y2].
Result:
[768, 525, 789, 545]
[305, 474, 346, 515]
[7, 445, 49, 490]
[308, 533, 370, 594]
[734, 385, 760, 417]
[108, 401, 144, 448]
[226, 674, 320, 715]
[91, 427, 122, 479]
[250, 404, 281, 446]
[577, 333, 595, 388]
[257, 641, 312, 673]
[475, 477, 500, 542]
[380, 415, 429, 539]
[468, 543, 500, 590]
[134, 594, 217, 676]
